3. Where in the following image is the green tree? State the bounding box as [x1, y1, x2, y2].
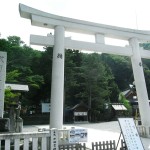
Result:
[7, 36, 24, 46]
[65, 51, 119, 121]
[32, 47, 53, 102]
[1, 35, 141, 119]
[101, 54, 133, 90]
[82, 53, 118, 112]
[6, 70, 21, 83]
[118, 93, 132, 116]
[0, 36, 45, 108]
[5, 69, 21, 109]
[4, 87, 21, 109]
[65, 49, 83, 106]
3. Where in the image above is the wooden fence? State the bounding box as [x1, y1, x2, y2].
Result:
[0, 132, 52, 150]
[0, 132, 50, 150]
[92, 140, 127, 150]
[59, 143, 86, 150]
[92, 140, 116, 150]
[0, 129, 128, 150]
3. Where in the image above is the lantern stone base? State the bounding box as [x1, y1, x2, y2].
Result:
[0, 118, 10, 132]
[15, 118, 23, 133]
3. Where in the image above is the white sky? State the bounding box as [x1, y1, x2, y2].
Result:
[1, 0, 150, 50]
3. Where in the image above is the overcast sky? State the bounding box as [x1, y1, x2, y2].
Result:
[1, 0, 150, 50]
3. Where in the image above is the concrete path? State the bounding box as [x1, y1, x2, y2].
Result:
[23, 121, 150, 150]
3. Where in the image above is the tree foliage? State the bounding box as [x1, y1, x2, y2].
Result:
[1, 36, 150, 121]
[118, 93, 132, 116]
[5, 87, 21, 109]
[101, 54, 133, 90]
[0, 36, 44, 108]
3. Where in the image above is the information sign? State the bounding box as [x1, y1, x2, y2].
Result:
[118, 118, 144, 150]
[69, 128, 87, 143]
[41, 103, 50, 113]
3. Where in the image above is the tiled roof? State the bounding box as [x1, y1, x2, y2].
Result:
[112, 104, 127, 110]
[5, 83, 29, 91]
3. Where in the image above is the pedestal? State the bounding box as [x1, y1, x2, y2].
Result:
[0, 118, 10, 132]
[15, 118, 23, 132]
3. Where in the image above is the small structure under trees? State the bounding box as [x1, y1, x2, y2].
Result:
[64, 102, 89, 123]
[111, 103, 127, 118]
[72, 101, 89, 123]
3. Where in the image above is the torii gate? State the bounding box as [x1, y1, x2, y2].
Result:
[19, 4, 150, 136]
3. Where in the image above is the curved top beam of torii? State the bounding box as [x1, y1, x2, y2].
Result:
[19, 3, 150, 42]
[19, 3, 150, 59]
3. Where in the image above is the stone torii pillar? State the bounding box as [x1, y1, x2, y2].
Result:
[50, 26, 65, 129]
[129, 38, 150, 130]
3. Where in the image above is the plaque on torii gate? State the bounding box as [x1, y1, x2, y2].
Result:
[19, 4, 150, 136]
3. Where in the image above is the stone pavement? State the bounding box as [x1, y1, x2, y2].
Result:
[23, 121, 150, 150]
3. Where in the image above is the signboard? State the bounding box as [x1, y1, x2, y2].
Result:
[69, 128, 87, 143]
[41, 103, 50, 113]
[118, 118, 144, 150]
[74, 112, 87, 116]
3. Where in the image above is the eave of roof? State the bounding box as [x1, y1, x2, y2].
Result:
[5, 83, 29, 91]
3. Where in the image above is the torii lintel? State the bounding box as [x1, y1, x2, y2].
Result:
[19, 3, 150, 42]
[30, 34, 150, 59]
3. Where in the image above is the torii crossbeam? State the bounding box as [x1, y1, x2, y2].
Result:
[19, 3, 150, 137]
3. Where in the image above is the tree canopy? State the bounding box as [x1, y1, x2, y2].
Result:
[1, 36, 150, 121]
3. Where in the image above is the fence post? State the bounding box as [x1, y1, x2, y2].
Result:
[51, 128, 59, 150]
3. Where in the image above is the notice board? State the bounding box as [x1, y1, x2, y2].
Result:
[118, 118, 144, 150]
[69, 128, 87, 143]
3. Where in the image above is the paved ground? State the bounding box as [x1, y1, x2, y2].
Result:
[23, 121, 150, 150]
